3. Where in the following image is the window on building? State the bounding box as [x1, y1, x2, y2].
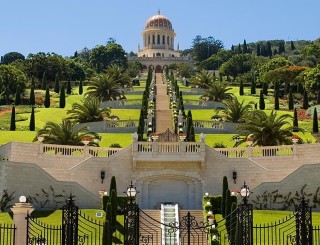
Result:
[157, 35, 160, 45]
[152, 35, 155, 45]
[162, 35, 165, 45]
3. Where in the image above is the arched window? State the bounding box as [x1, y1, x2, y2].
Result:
[152, 35, 155, 45]
[162, 35, 165, 45]
[157, 35, 160, 45]
[167, 36, 169, 45]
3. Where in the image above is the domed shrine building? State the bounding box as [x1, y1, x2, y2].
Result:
[129, 11, 192, 71]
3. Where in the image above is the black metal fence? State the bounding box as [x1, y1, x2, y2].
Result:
[0, 223, 16, 245]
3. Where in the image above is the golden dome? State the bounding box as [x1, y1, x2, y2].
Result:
[145, 11, 173, 30]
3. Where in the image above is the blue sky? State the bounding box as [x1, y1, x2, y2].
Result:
[1, 0, 319, 57]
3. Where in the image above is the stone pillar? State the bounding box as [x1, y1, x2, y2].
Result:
[248, 146, 253, 158]
[11, 200, 34, 245]
[84, 145, 89, 157]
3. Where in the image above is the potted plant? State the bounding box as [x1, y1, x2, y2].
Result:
[292, 135, 300, 144]
[82, 137, 92, 145]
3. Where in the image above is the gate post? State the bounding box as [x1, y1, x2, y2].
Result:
[10, 196, 34, 245]
[237, 182, 253, 245]
[62, 195, 79, 245]
[295, 196, 312, 245]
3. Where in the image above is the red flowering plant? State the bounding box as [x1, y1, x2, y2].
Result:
[82, 137, 92, 141]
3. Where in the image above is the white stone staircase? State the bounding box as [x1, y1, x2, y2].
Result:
[161, 204, 179, 245]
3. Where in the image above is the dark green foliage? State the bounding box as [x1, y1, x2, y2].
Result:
[237, 43, 242, 54]
[102, 195, 131, 213]
[288, 89, 294, 110]
[186, 111, 194, 141]
[290, 41, 296, 51]
[274, 90, 279, 110]
[279, 41, 285, 54]
[189, 126, 195, 142]
[67, 80, 72, 94]
[59, 85, 66, 108]
[317, 91, 320, 105]
[293, 108, 299, 132]
[79, 80, 83, 95]
[10, 106, 16, 131]
[15, 86, 21, 105]
[243, 39, 248, 54]
[110, 190, 117, 231]
[0, 190, 15, 211]
[303, 90, 309, 109]
[109, 176, 117, 195]
[259, 90, 265, 110]
[106, 203, 112, 233]
[29, 106, 35, 131]
[44, 86, 50, 108]
[256, 43, 261, 56]
[225, 189, 232, 232]
[313, 107, 319, 133]
[54, 74, 60, 93]
[221, 176, 228, 218]
[250, 79, 256, 95]
[102, 221, 111, 245]
[29, 86, 35, 105]
[262, 83, 268, 96]
[239, 80, 244, 96]
[41, 72, 46, 90]
[267, 41, 272, 57]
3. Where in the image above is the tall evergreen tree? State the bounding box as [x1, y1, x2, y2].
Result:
[267, 41, 272, 57]
[243, 39, 248, 54]
[14, 86, 21, 105]
[303, 90, 309, 109]
[44, 86, 50, 108]
[274, 90, 280, 110]
[102, 221, 111, 245]
[231, 45, 235, 52]
[293, 108, 299, 132]
[221, 176, 228, 218]
[225, 189, 232, 233]
[250, 79, 256, 95]
[313, 107, 319, 133]
[59, 85, 66, 108]
[54, 74, 60, 93]
[290, 41, 296, 51]
[237, 43, 242, 54]
[29, 106, 35, 131]
[79, 80, 83, 95]
[189, 126, 195, 142]
[239, 80, 244, 96]
[230, 202, 237, 244]
[273, 48, 278, 56]
[262, 83, 268, 96]
[288, 89, 294, 110]
[261, 45, 266, 57]
[109, 176, 117, 195]
[110, 189, 117, 232]
[105, 203, 113, 238]
[256, 43, 261, 56]
[10, 106, 16, 131]
[67, 80, 72, 94]
[41, 72, 46, 90]
[259, 90, 265, 110]
[29, 86, 35, 105]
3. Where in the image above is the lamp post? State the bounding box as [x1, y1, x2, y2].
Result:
[124, 181, 138, 245]
[240, 181, 250, 204]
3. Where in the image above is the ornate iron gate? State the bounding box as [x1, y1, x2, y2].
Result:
[0, 223, 16, 245]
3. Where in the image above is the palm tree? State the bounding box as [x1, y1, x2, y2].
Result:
[67, 97, 112, 123]
[190, 70, 214, 89]
[34, 119, 99, 146]
[85, 74, 125, 101]
[204, 80, 232, 102]
[105, 65, 131, 88]
[234, 110, 304, 147]
[218, 96, 253, 123]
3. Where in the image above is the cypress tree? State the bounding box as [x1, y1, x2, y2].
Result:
[237, 43, 242, 54]
[41, 72, 46, 90]
[259, 90, 265, 110]
[290, 41, 296, 51]
[256, 43, 261, 56]
[106, 203, 113, 237]
[54, 74, 60, 93]
[231, 45, 235, 52]
[44, 86, 50, 108]
[267, 41, 272, 57]
[225, 189, 232, 233]
[29, 106, 35, 131]
[313, 107, 319, 133]
[109, 176, 117, 195]
[110, 190, 117, 232]
[261, 45, 266, 57]
[262, 83, 268, 96]
[273, 48, 278, 56]
[274, 90, 280, 110]
[10, 106, 16, 131]
[15, 86, 21, 105]
[288, 89, 294, 110]
[243, 39, 248, 54]
[239, 80, 244, 96]
[102, 221, 111, 245]
[221, 176, 228, 218]
[250, 79, 256, 95]
[67, 80, 72, 94]
[303, 90, 309, 109]
[293, 108, 299, 132]
[189, 126, 195, 142]
[79, 80, 83, 95]
[29, 86, 35, 105]
[59, 85, 66, 108]
[230, 202, 237, 244]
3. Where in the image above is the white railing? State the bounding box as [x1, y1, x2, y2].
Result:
[187, 120, 224, 129]
[105, 120, 139, 128]
[42, 144, 122, 158]
[215, 145, 294, 158]
[135, 142, 203, 153]
[174, 204, 180, 245]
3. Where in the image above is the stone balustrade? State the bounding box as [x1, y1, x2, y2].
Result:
[215, 144, 294, 158]
[134, 142, 203, 153]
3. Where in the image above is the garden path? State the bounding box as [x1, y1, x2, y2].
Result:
[155, 73, 172, 133]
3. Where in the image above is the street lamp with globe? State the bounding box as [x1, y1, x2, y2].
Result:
[240, 181, 250, 204]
